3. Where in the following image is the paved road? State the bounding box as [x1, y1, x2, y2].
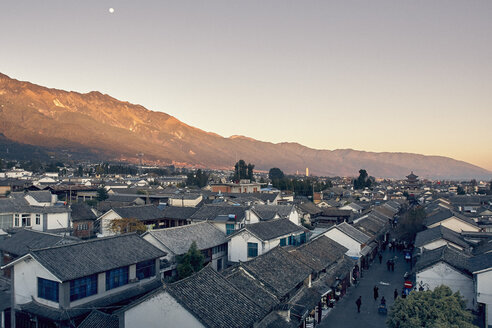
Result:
[319, 247, 411, 328]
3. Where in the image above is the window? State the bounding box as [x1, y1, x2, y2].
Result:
[0, 214, 13, 229]
[70, 274, 97, 301]
[226, 224, 235, 236]
[280, 238, 287, 246]
[247, 242, 258, 258]
[35, 214, 41, 225]
[288, 236, 293, 245]
[136, 260, 155, 280]
[21, 214, 31, 227]
[38, 278, 59, 302]
[106, 267, 129, 290]
[14, 214, 19, 227]
[217, 258, 223, 271]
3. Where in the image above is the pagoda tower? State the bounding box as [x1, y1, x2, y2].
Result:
[406, 171, 419, 189]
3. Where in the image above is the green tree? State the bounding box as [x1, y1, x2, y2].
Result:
[387, 285, 477, 328]
[176, 241, 204, 280]
[268, 168, 285, 181]
[186, 169, 210, 188]
[396, 206, 426, 241]
[233, 160, 255, 182]
[108, 217, 147, 235]
[247, 163, 255, 182]
[45, 162, 59, 173]
[353, 169, 373, 190]
[96, 187, 109, 201]
[457, 186, 466, 195]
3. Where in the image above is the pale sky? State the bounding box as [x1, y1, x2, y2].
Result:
[1, 1, 491, 171]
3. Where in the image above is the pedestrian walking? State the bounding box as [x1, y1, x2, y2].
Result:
[386, 260, 391, 271]
[388, 242, 392, 252]
[378, 253, 383, 264]
[356, 296, 362, 313]
[373, 286, 379, 301]
[394, 288, 398, 300]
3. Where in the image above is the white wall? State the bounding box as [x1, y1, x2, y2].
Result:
[99, 210, 122, 236]
[288, 209, 301, 226]
[123, 291, 204, 328]
[430, 218, 480, 233]
[323, 228, 362, 259]
[14, 258, 61, 307]
[46, 212, 70, 231]
[476, 270, 492, 327]
[416, 262, 474, 309]
[419, 239, 463, 253]
[229, 233, 263, 262]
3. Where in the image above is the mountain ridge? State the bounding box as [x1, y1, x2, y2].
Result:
[0, 73, 490, 179]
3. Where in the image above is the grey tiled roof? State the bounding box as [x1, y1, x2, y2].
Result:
[0, 229, 77, 257]
[296, 202, 323, 215]
[334, 222, 371, 244]
[241, 247, 312, 298]
[255, 312, 297, 328]
[415, 245, 473, 276]
[112, 205, 164, 221]
[26, 190, 53, 203]
[78, 310, 119, 328]
[161, 206, 198, 220]
[240, 219, 304, 241]
[468, 252, 492, 273]
[322, 208, 352, 217]
[70, 203, 97, 222]
[415, 225, 470, 249]
[353, 216, 386, 237]
[289, 287, 321, 321]
[223, 267, 279, 310]
[289, 236, 347, 272]
[166, 265, 267, 328]
[190, 204, 249, 222]
[145, 222, 227, 255]
[424, 208, 477, 228]
[29, 234, 166, 281]
[253, 205, 295, 220]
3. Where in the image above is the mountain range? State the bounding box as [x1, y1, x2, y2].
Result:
[0, 73, 490, 180]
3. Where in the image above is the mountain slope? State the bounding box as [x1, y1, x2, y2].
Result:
[0, 73, 489, 179]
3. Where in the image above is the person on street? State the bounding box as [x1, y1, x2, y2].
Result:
[380, 296, 386, 306]
[394, 289, 398, 300]
[373, 286, 379, 301]
[356, 296, 362, 313]
[378, 253, 383, 264]
[386, 260, 391, 271]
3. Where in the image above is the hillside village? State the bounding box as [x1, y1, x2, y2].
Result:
[0, 163, 491, 327]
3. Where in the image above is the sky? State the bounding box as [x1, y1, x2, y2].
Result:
[1, 1, 491, 171]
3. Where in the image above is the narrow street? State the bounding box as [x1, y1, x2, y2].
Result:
[319, 246, 411, 328]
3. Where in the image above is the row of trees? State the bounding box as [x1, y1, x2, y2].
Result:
[186, 169, 210, 188]
[268, 167, 332, 197]
[233, 160, 255, 182]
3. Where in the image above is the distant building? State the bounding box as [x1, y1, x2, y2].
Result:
[210, 180, 264, 193]
[406, 171, 420, 189]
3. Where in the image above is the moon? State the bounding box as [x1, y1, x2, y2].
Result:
[109, 8, 115, 14]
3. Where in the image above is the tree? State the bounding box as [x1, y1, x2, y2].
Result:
[247, 163, 255, 182]
[108, 217, 147, 235]
[387, 285, 477, 328]
[457, 186, 466, 195]
[353, 169, 373, 190]
[233, 160, 255, 182]
[396, 206, 426, 241]
[176, 241, 204, 280]
[96, 187, 109, 201]
[268, 168, 285, 181]
[45, 162, 59, 173]
[186, 169, 210, 188]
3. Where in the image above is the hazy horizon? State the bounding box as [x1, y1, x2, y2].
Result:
[1, 1, 491, 171]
